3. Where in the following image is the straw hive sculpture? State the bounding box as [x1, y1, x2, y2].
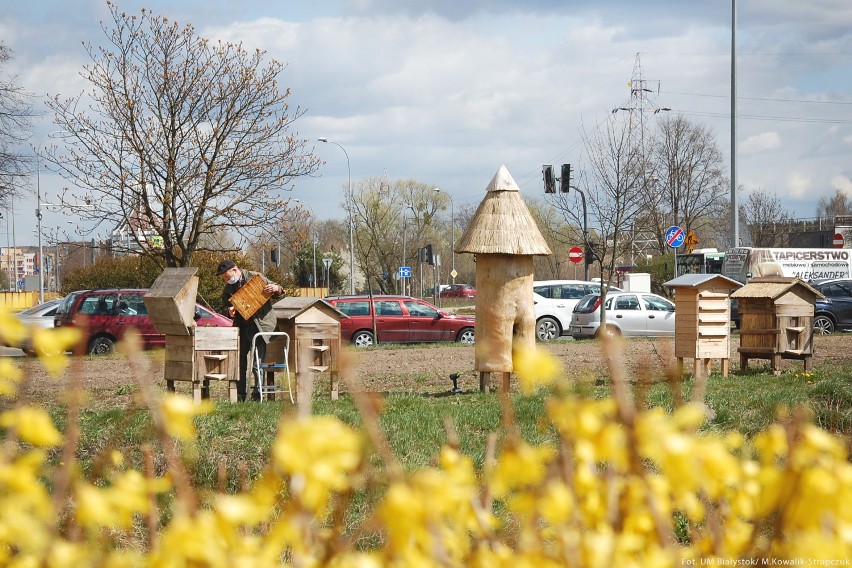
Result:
[455, 165, 551, 391]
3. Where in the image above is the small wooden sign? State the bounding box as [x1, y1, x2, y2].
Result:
[229, 274, 271, 320]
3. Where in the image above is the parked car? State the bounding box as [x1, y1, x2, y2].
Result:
[4, 299, 64, 355]
[325, 295, 475, 347]
[533, 280, 622, 341]
[570, 291, 676, 339]
[13, 299, 63, 330]
[54, 289, 232, 355]
[440, 284, 477, 299]
[810, 278, 852, 334]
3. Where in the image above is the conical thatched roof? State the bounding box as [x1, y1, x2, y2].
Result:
[455, 165, 552, 256]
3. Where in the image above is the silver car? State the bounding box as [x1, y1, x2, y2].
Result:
[6, 299, 64, 355]
[570, 292, 675, 338]
[533, 280, 621, 341]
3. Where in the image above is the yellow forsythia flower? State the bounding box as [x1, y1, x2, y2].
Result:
[160, 394, 213, 441]
[513, 346, 563, 394]
[0, 407, 62, 447]
[0, 310, 27, 348]
[32, 327, 82, 376]
[0, 358, 24, 397]
[489, 440, 557, 499]
[272, 415, 363, 513]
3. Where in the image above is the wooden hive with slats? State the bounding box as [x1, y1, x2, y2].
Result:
[144, 267, 240, 403]
[664, 274, 742, 381]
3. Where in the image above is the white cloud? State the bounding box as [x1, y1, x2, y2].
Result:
[740, 132, 782, 154]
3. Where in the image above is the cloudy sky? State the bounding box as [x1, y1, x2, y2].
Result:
[3, 0, 852, 246]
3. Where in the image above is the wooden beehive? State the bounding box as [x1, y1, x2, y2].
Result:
[730, 276, 822, 375]
[271, 297, 344, 400]
[664, 274, 742, 388]
[454, 165, 552, 393]
[145, 268, 240, 402]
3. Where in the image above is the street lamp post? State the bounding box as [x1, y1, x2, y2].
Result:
[318, 137, 355, 294]
[35, 131, 65, 303]
[434, 188, 455, 285]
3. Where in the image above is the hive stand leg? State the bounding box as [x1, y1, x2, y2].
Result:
[501, 372, 511, 393]
[804, 357, 813, 373]
[676, 358, 685, 377]
[691, 360, 710, 404]
[479, 372, 490, 393]
[772, 354, 782, 376]
[330, 372, 339, 401]
[192, 382, 203, 404]
[166, 380, 176, 393]
[201, 379, 210, 400]
[721, 358, 729, 378]
[739, 353, 749, 372]
[228, 381, 237, 403]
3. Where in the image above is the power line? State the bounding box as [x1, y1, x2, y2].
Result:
[666, 90, 852, 106]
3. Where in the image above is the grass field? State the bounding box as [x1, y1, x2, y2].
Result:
[48, 346, 852, 493]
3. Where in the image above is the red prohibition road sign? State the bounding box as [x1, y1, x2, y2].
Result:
[568, 246, 584, 263]
[834, 233, 845, 249]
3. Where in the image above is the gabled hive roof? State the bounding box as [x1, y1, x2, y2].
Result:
[455, 165, 552, 256]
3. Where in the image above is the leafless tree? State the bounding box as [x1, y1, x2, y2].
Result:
[0, 42, 35, 208]
[44, 3, 320, 267]
[526, 196, 581, 280]
[816, 189, 852, 222]
[554, 116, 646, 286]
[644, 115, 729, 253]
[350, 177, 443, 294]
[740, 188, 793, 247]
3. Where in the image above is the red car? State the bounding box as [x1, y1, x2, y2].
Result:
[439, 284, 476, 299]
[54, 289, 232, 354]
[325, 295, 475, 347]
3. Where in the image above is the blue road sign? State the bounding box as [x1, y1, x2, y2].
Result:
[17, 281, 24, 287]
[665, 225, 685, 248]
[399, 266, 412, 278]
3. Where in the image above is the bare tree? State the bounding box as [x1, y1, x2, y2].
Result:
[555, 116, 645, 286]
[0, 42, 35, 208]
[644, 115, 729, 253]
[350, 177, 443, 294]
[740, 188, 792, 247]
[816, 189, 852, 222]
[44, 2, 320, 267]
[527, 196, 581, 280]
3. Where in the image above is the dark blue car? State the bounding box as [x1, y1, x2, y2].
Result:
[811, 279, 852, 334]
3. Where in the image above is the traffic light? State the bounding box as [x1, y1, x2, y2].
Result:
[542, 165, 555, 193]
[584, 243, 599, 266]
[419, 244, 434, 265]
[560, 164, 572, 193]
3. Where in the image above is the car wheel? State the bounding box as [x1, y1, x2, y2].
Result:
[89, 336, 116, 355]
[595, 324, 620, 339]
[456, 327, 475, 345]
[536, 317, 560, 342]
[813, 315, 835, 335]
[352, 330, 375, 347]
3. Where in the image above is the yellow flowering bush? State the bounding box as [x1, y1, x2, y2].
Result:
[1, 316, 852, 565]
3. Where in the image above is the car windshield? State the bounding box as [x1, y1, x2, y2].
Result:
[18, 301, 57, 316]
[56, 292, 82, 315]
[573, 295, 600, 313]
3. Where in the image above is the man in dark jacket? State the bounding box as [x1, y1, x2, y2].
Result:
[216, 259, 285, 401]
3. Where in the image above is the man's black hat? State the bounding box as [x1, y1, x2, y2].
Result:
[216, 259, 237, 275]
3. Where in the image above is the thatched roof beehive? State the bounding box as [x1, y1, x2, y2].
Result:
[455, 165, 552, 256]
